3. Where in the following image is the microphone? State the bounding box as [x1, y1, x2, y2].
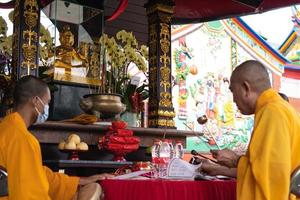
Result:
[191, 150, 218, 164]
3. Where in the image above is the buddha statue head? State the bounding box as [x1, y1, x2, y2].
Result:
[59, 26, 74, 47]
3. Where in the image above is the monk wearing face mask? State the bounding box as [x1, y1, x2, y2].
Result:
[0, 75, 113, 200]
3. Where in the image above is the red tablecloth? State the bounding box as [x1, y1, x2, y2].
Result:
[100, 179, 236, 200]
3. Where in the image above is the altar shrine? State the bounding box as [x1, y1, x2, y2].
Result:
[1, 0, 300, 199]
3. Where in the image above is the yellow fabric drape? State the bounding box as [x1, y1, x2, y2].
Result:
[0, 112, 79, 200]
[237, 89, 300, 200]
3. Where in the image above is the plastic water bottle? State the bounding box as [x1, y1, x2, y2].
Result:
[151, 141, 160, 166]
[168, 140, 174, 159]
[151, 140, 160, 178]
[158, 139, 171, 177]
[174, 141, 184, 159]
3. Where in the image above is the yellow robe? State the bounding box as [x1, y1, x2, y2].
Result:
[237, 89, 300, 200]
[0, 112, 79, 200]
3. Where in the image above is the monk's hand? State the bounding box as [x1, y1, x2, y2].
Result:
[198, 159, 230, 176]
[79, 173, 115, 186]
[210, 149, 240, 168]
[189, 156, 203, 165]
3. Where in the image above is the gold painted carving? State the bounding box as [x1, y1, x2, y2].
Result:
[158, 110, 175, 118]
[159, 92, 172, 107]
[149, 24, 157, 49]
[89, 44, 100, 78]
[149, 110, 158, 116]
[21, 0, 39, 75]
[159, 66, 170, 91]
[14, 0, 20, 20]
[146, 4, 174, 15]
[24, 0, 38, 28]
[158, 13, 172, 24]
[148, 119, 157, 127]
[157, 119, 175, 127]
[149, 22, 158, 110]
[159, 22, 172, 107]
[149, 118, 175, 127]
[146, 2, 175, 128]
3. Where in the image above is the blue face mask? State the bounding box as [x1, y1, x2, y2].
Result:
[34, 97, 49, 124]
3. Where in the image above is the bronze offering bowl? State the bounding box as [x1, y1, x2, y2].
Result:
[79, 93, 126, 119]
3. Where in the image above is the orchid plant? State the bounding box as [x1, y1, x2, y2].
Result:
[99, 30, 149, 112]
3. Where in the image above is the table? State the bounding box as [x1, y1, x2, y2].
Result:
[43, 160, 134, 176]
[44, 160, 133, 169]
[31, 121, 200, 147]
[100, 179, 236, 200]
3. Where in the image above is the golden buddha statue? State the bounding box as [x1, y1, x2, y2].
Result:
[54, 26, 87, 75]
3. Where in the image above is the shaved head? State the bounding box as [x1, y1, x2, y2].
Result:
[229, 60, 271, 115]
[13, 75, 49, 107]
[231, 60, 271, 93]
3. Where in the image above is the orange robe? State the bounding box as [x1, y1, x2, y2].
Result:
[0, 112, 79, 200]
[237, 89, 300, 200]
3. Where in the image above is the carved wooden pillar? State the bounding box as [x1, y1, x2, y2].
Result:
[145, 0, 176, 128]
[12, 0, 40, 80]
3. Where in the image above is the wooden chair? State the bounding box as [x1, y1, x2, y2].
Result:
[291, 166, 300, 197]
[0, 167, 8, 197]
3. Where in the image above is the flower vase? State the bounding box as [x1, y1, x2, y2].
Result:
[121, 111, 138, 127]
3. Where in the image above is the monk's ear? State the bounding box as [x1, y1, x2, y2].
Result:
[242, 81, 251, 96]
[31, 96, 39, 107]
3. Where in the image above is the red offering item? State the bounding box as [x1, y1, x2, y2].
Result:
[108, 135, 140, 144]
[106, 143, 139, 151]
[99, 120, 140, 161]
[112, 121, 127, 130]
[115, 129, 133, 137]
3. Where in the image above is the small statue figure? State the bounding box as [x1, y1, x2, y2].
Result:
[53, 26, 88, 75]
[87, 44, 100, 78]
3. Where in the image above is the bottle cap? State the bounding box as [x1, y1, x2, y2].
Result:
[154, 139, 161, 143]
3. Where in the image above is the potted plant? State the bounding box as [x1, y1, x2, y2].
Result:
[80, 30, 149, 122]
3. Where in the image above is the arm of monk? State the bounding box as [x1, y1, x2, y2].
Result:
[249, 105, 291, 200]
[44, 166, 79, 200]
[6, 132, 51, 199]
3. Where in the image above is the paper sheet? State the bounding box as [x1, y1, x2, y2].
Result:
[167, 158, 201, 179]
[114, 170, 149, 180]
